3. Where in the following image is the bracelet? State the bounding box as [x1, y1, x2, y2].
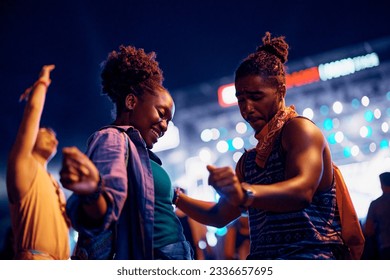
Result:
[240, 183, 255, 208]
[19, 79, 51, 102]
[172, 187, 183, 206]
[80, 176, 103, 205]
[33, 79, 50, 89]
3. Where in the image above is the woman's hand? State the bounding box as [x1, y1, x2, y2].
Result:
[60, 146, 100, 195]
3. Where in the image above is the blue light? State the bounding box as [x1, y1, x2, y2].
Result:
[364, 110, 374, 122]
[219, 127, 228, 138]
[343, 147, 351, 158]
[215, 227, 227, 236]
[351, 98, 360, 109]
[380, 140, 389, 149]
[327, 133, 336, 144]
[366, 126, 373, 137]
[323, 118, 333, 131]
[386, 91, 390, 101]
[227, 139, 234, 151]
[320, 105, 329, 116]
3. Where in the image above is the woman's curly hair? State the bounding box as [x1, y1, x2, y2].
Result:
[235, 32, 289, 86]
[101, 45, 164, 112]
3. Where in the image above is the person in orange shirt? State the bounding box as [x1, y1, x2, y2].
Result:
[6, 65, 70, 260]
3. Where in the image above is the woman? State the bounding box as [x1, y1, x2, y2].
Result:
[60, 45, 192, 260]
[176, 32, 354, 259]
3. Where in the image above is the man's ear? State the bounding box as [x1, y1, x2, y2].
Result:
[125, 94, 137, 110]
[279, 83, 286, 99]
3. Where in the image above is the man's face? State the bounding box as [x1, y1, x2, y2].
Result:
[34, 128, 58, 161]
[235, 75, 283, 134]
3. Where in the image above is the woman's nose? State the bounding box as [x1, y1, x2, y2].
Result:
[159, 118, 168, 131]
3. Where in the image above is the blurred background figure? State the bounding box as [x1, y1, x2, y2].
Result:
[363, 172, 390, 259]
[175, 207, 209, 260]
[6, 65, 70, 260]
[223, 214, 250, 260]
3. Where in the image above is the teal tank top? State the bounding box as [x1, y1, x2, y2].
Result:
[150, 159, 185, 248]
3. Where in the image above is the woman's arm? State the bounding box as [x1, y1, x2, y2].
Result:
[62, 130, 129, 228]
[176, 192, 241, 228]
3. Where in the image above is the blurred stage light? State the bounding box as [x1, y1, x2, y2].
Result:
[320, 105, 329, 116]
[351, 98, 360, 109]
[380, 139, 389, 149]
[323, 118, 333, 130]
[236, 122, 247, 134]
[216, 140, 229, 153]
[351, 145, 360, 157]
[374, 108, 381, 119]
[206, 231, 218, 247]
[217, 83, 236, 107]
[361, 96, 370, 107]
[335, 131, 344, 143]
[198, 240, 207, 250]
[332, 101, 343, 114]
[343, 147, 352, 158]
[327, 133, 336, 144]
[201, 128, 212, 142]
[364, 110, 374, 122]
[232, 137, 244, 150]
[381, 122, 389, 133]
[215, 227, 227, 236]
[318, 52, 379, 81]
[359, 126, 373, 138]
[302, 108, 314, 119]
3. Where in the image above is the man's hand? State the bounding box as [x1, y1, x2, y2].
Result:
[207, 165, 245, 207]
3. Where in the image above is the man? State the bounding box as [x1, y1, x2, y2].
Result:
[364, 172, 390, 259]
[176, 32, 363, 259]
[6, 65, 70, 259]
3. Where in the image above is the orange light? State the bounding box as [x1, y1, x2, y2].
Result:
[286, 67, 320, 89]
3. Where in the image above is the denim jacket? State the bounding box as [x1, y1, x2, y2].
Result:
[67, 125, 157, 259]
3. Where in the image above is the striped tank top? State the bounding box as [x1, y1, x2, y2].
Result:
[240, 134, 344, 259]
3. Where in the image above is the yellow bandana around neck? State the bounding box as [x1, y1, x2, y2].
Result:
[254, 105, 298, 168]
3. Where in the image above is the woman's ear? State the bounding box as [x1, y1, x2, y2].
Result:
[125, 94, 137, 110]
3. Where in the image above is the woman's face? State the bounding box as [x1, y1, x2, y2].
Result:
[235, 75, 284, 134]
[131, 88, 174, 149]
